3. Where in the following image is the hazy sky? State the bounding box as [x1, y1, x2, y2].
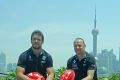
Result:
[0, 0, 120, 68]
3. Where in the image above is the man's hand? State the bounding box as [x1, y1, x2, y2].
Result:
[37, 77, 42, 80]
[46, 67, 54, 80]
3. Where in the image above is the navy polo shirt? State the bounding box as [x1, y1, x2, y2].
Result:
[17, 47, 53, 78]
[67, 52, 97, 80]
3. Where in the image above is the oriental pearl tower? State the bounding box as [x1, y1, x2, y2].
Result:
[92, 8, 99, 57]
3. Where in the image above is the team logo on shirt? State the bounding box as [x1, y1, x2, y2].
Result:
[83, 59, 87, 67]
[72, 60, 78, 69]
[28, 55, 33, 61]
[83, 59, 87, 63]
[41, 56, 46, 63]
[73, 60, 76, 63]
[83, 63, 86, 67]
[42, 56, 46, 60]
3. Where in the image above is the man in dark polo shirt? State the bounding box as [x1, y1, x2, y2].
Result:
[16, 30, 54, 80]
[67, 37, 97, 80]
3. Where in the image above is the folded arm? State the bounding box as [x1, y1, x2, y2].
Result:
[16, 66, 33, 80]
[46, 67, 54, 80]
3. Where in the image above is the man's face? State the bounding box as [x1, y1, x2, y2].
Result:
[31, 34, 43, 49]
[74, 39, 85, 55]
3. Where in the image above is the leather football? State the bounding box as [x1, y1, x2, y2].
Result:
[26, 72, 45, 80]
[58, 69, 75, 80]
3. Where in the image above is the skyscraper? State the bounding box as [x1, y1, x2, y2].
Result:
[119, 48, 120, 61]
[0, 52, 6, 73]
[92, 8, 99, 56]
[118, 47, 120, 71]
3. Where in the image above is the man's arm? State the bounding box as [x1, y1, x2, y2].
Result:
[46, 67, 54, 80]
[82, 54, 97, 80]
[81, 70, 95, 80]
[16, 66, 33, 80]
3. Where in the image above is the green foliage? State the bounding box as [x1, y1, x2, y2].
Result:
[54, 66, 66, 80]
[108, 72, 120, 80]
[0, 68, 120, 80]
[5, 71, 16, 80]
[0, 71, 16, 80]
[98, 72, 120, 80]
[0, 76, 6, 80]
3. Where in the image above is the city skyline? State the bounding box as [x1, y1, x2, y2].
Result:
[0, 0, 120, 68]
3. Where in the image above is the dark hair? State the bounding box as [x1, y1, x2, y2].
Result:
[31, 30, 44, 43]
[74, 37, 86, 47]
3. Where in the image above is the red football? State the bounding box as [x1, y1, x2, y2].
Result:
[26, 72, 45, 80]
[59, 69, 75, 80]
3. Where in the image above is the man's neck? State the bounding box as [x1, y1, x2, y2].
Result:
[77, 52, 85, 61]
[32, 47, 42, 57]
